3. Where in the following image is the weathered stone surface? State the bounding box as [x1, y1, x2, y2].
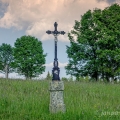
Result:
[49, 81, 64, 91]
[49, 81, 66, 113]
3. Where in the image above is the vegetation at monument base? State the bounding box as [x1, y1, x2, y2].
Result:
[0, 79, 120, 120]
[66, 3, 120, 82]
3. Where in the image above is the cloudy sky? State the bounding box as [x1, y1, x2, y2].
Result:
[0, 0, 119, 79]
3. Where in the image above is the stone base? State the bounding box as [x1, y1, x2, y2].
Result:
[49, 81, 66, 113]
[49, 104, 66, 113]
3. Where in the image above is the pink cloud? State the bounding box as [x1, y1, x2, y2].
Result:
[0, 0, 110, 41]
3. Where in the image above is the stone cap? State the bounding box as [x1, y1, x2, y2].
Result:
[49, 81, 64, 91]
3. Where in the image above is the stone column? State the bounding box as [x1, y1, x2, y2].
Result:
[49, 81, 66, 113]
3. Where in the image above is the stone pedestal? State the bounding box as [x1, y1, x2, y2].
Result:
[49, 81, 65, 113]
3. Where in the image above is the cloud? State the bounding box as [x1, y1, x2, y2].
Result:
[0, 1, 8, 17]
[0, 0, 111, 41]
[59, 62, 68, 67]
[45, 62, 53, 67]
[0, 73, 4, 78]
[97, 0, 120, 4]
[45, 62, 68, 68]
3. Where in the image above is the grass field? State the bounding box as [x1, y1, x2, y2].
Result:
[0, 79, 120, 120]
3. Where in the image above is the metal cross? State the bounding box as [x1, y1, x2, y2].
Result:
[46, 22, 65, 81]
[46, 22, 65, 36]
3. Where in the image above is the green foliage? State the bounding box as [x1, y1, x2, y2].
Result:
[46, 71, 52, 80]
[0, 43, 14, 78]
[61, 77, 68, 81]
[96, 4, 120, 82]
[61, 76, 74, 81]
[0, 79, 120, 120]
[69, 75, 74, 81]
[13, 35, 46, 79]
[66, 4, 120, 82]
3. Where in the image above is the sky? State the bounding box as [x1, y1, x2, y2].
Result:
[0, 0, 119, 79]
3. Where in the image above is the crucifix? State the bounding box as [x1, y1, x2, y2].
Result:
[46, 22, 65, 80]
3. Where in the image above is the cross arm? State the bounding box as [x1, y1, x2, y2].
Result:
[46, 30, 52, 34]
[60, 31, 65, 35]
[46, 30, 65, 35]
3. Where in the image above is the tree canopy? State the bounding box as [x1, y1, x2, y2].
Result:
[13, 35, 46, 79]
[66, 3, 120, 82]
[0, 43, 14, 78]
[46, 71, 52, 80]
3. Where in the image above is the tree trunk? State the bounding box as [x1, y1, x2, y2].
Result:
[5, 64, 9, 79]
[106, 76, 110, 82]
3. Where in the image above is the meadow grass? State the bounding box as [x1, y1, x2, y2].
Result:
[0, 79, 120, 120]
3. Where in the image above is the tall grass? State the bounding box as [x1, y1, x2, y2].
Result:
[0, 79, 120, 120]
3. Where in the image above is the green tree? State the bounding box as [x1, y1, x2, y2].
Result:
[66, 9, 102, 81]
[96, 4, 120, 82]
[0, 43, 14, 78]
[13, 35, 46, 79]
[66, 3, 120, 82]
[46, 71, 52, 80]
[61, 77, 68, 81]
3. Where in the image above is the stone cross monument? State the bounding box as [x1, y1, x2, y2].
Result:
[46, 22, 66, 113]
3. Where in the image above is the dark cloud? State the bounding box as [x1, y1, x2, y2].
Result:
[97, 0, 119, 4]
[0, 2, 8, 18]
